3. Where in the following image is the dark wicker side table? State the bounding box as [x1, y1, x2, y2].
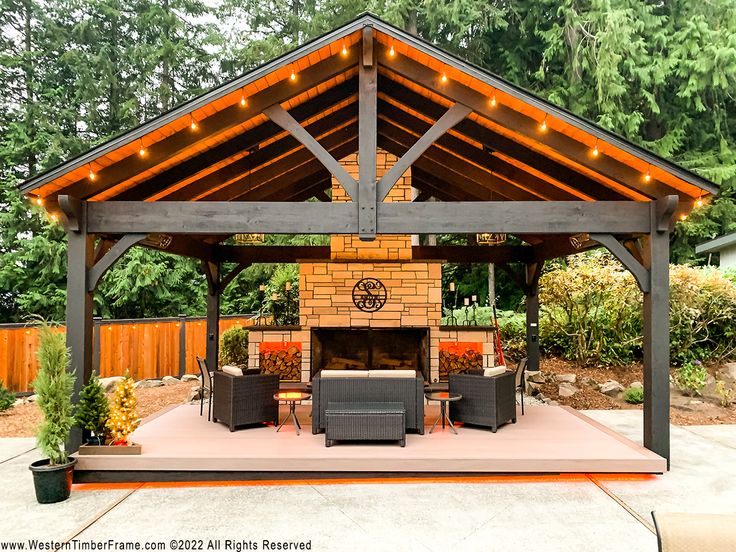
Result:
[425, 392, 462, 434]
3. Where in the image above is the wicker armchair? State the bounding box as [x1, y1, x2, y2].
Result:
[212, 371, 279, 432]
[448, 371, 516, 432]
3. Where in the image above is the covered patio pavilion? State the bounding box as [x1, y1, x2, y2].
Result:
[20, 14, 717, 471]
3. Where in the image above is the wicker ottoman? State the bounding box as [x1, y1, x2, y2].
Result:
[325, 402, 406, 447]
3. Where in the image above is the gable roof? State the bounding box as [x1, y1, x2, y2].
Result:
[696, 232, 736, 254]
[20, 13, 718, 213]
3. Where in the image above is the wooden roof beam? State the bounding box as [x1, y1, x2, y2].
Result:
[379, 76, 628, 201]
[378, 100, 580, 201]
[114, 79, 357, 201]
[55, 50, 359, 201]
[377, 45, 688, 201]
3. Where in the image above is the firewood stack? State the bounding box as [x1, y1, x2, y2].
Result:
[439, 348, 483, 381]
[259, 345, 302, 381]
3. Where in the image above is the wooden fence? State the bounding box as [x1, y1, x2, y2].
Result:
[0, 315, 256, 393]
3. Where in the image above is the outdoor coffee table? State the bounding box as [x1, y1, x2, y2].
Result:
[425, 392, 462, 434]
[274, 391, 311, 435]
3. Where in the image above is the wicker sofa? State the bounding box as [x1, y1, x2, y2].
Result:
[311, 371, 425, 435]
[212, 371, 280, 431]
[448, 371, 516, 432]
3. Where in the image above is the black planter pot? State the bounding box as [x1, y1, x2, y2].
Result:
[85, 435, 104, 446]
[29, 457, 77, 504]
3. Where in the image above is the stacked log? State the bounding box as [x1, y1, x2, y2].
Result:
[260, 345, 302, 381]
[439, 348, 483, 381]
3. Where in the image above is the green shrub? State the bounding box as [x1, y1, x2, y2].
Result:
[498, 312, 527, 361]
[262, 264, 299, 325]
[0, 379, 15, 412]
[672, 360, 708, 396]
[75, 373, 109, 437]
[220, 326, 249, 367]
[623, 386, 644, 404]
[32, 322, 75, 465]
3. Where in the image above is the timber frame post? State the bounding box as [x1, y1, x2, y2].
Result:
[203, 261, 221, 373]
[525, 262, 543, 373]
[642, 196, 677, 467]
[61, 196, 94, 452]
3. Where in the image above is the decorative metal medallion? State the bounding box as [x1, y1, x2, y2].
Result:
[352, 278, 388, 312]
[233, 233, 265, 245]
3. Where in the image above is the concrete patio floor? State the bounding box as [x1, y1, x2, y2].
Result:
[1, 411, 734, 552]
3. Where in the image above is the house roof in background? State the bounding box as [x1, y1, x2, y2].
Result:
[695, 232, 736, 254]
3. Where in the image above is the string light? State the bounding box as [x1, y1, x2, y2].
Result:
[389, 44, 395, 57]
[240, 89, 247, 107]
[539, 115, 548, 132]
[592, 139, 599, 157]
[490, 92, 497, 107]
[34, 196, 44, 206]
[290, 67, 297, 81]
[49, 213, 59, 222]
[440, 72, 448, 83]
[680, 214, 687, 221]
[644, 165, 651, 182]
[341, 43, 348, 56]
[190, 115, 198, 130]
[138, 139, 146, 157]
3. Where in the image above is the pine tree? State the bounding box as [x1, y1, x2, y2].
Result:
[0, 379, 15, 412]
[75, 372, 109, 440]
[106, 372, 139, 446]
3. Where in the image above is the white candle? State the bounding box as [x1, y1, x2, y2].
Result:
[259, 284, 265, 292]
[449, 282, 455, 292]
[271, 292, 279, 301]
[285, 281, 291, 291]
[464, 298, 470, 306]
[472, 295, 477, 303]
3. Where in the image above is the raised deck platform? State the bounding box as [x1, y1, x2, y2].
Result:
[73, 404, 666, 482]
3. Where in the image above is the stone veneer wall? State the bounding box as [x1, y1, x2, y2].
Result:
[247, 150, 492, 383]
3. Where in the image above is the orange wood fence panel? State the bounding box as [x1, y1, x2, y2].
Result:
[0, 316, 255, 393]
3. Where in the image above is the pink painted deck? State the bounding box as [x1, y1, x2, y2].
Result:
[74, 404, 666, 475]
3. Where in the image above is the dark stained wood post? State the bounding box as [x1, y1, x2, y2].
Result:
[64, 201, 95, 453]
[642, 197, 676, 467]
[93, 316, 102, 375]
[204, 262, 220, 372]
[178, 314, 187, 377]
[525, 262, 543, 373]
[358, 25, 377, 241]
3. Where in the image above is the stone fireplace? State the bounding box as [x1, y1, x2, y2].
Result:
[247, 151, 495, 383]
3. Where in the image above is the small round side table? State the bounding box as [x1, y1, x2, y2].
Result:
[273, 391, 311, 436]
[425, 392, 462, 434]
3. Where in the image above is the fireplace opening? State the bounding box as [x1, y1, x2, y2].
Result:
[311, 328, 429, 381]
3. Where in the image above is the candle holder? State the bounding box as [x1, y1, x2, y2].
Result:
[284, 281, 292, 326]
[255, 284, 268, 326]
[471, 297, 478, 326]
[270, 292, 280, 326]
[463, 298, 470, 326]
[445, 282, 458, 326]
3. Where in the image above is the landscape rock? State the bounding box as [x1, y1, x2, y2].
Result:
[558, 382, 579, 398]
[162, 376, 180, 386]
[555, 373, 577, 384]
[134, 379, 164, 389]
[630, 381, 644, 390]
[14, 398, 25, 407]
[579, 376, 598, 388]
[26, 394, 37, 403]
[526, 371, 545, 384]
[99, 376, 124, 392]
[525, 381, 542, 395]
[181, 374, 200, 382]
[716, 363, 736, 384]
[599, 380, 624, 397]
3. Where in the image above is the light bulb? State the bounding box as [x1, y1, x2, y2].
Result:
[540, 119, 547, 131]
[341, 43, 348, 56]
[35, 197, 43, 206]
[490, 94, 497, 107]
[680, 214, 687, 221]
[695, 198, 704, 208]
[240, 94, 247, 107]
[644, 169, 651, 182]
[290, 69, 296, 81]
[89, 169, 96, 181]
[592, 141, 599, 157]
[440, 72, 448, 83]
[190, 116, 197, 130]
[139, 146, 146, 157]
[389, 44, 395, 57]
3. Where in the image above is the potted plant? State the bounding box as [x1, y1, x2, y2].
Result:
[75, 373, 109, 446]
[105, 372, 142, 453]
[28, 322, 76, 504]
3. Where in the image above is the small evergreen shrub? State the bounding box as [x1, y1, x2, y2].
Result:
[623, 386, 644, 404]
[75, 373, 110, 439]
[672, 360, 708, 396]
[32, 322, 75, 465]
[220, 326, 249, 367]
[0, 379, 15, 412]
